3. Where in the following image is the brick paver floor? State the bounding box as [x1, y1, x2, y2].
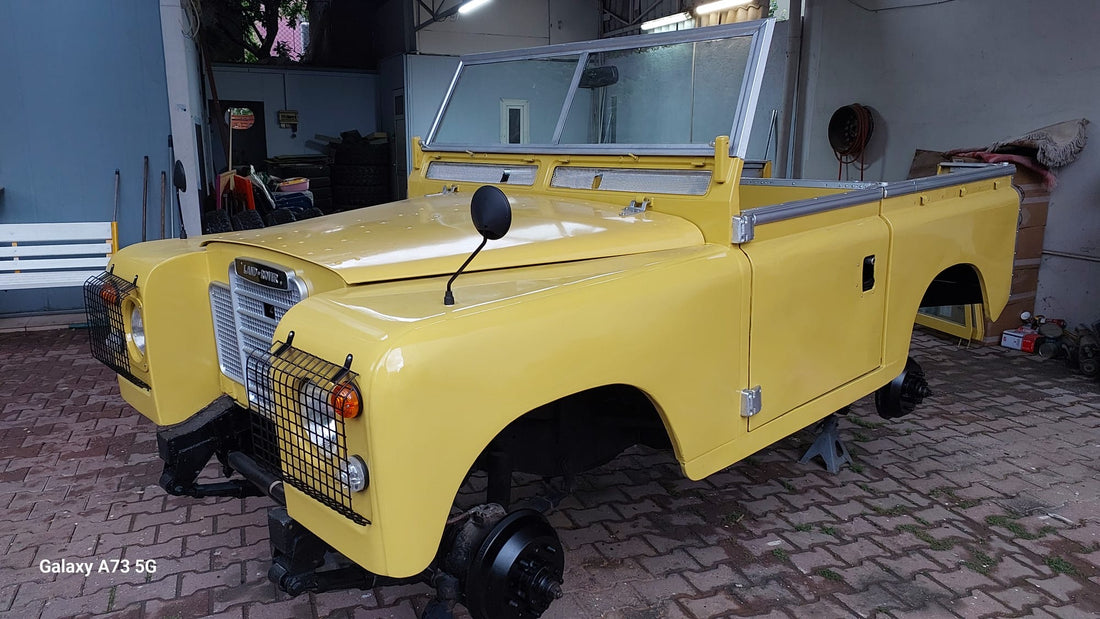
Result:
[1, 327, 1098, 618]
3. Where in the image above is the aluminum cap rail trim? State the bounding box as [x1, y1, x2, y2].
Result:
[884, 163, 1015, 197]
[744, 186, 886, 226]
[744, 163, 1017, 229]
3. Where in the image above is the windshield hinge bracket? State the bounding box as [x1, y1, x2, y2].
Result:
[732, 213, 756, 244]
[425, 184, 459, 197]
[620, 198, 650, 217]
[740, 385, 762, 418]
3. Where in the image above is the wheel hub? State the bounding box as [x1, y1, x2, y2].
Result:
[875, 357, 932, 419]
[465, 508, 564, 619]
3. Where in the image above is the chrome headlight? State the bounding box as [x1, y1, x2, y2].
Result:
[298, 381, 339, 454]
[129, 305, 146, 355]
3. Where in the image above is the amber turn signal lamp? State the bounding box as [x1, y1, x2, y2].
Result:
[100, 284, 119, 304]
[330, 384, 361, 419]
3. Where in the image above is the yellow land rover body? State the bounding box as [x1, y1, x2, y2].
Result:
[84, 19, 1019, 619]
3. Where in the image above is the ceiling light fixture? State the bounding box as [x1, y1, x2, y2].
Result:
[640, 12, 693, 31]
[695, 0, 752, 16]
[458, 0, 492, 15]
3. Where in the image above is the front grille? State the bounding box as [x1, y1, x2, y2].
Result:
[209, 283, 243, 381]
[246, 343, 367, 525]
[209, 262, 304, 385]
[83, 272, 149, 389]
[233, 269, 302, 389]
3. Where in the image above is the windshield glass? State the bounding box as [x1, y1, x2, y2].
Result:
[433, 56, 580, 145]
[427, 21, 771, 155]
[560, 38, 751, 145]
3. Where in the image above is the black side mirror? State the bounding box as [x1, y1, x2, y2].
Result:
[172, 160, 187, 193]
[443, 185, 513, 306]
[471, 185, 511, 240]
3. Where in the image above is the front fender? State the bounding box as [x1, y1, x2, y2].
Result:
[105, 239, 222, 425]
[273, 244, 750, 577]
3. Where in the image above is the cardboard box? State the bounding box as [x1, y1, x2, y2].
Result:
[982, 294, 1037, 344]
[1018, 197, 1049, 229]
[1012, 167, 1050, 199]
[1010, 265, 1040, 296]
[1014, 226, 1046, 260]
[1001, 328, 1039, 352]
[908, 149, 949, 179]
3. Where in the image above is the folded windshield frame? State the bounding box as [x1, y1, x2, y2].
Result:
[423, 19, 775, 159]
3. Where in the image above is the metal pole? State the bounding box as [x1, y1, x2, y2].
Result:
[160, 171, 167, 239]
[168, 134, 177, 238]
[141, 156, 149, 242]
[765, 108, 778, 162]
[112, 169, 120, 222]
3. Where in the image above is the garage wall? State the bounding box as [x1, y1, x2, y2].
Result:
[797, 0, 1100, 325]
[211, 65, 379, 163]
[0, 0, 172, 316]
[416, 0, 599, 55]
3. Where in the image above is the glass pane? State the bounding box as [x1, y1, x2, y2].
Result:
[691, 37, 751, 144]
[918, 305, 969, 325]
[560, 43, 693, 144]
[559, 37, 753, 145]
[508, 107, 522, 143]
[433, 56, 579, 145]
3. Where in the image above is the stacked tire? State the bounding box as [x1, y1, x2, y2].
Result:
[232, 209, 265, 230]
[201, 209, 233, 234]
[333, 138, 391, 211]
[307, 176, 333, 214]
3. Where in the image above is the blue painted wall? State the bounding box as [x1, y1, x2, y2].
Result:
[0, 0, 172, 315]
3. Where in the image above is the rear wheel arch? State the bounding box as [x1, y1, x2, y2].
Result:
[883, 261, 995, 389]
[918, 263, 986, 309]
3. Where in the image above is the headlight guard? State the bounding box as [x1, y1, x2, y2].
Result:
[246, 338, 369, 525]
[83, 271, 149, 389]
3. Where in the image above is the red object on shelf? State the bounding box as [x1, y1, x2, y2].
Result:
[216, 174, 256, 211]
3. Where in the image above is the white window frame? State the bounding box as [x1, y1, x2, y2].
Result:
[499, 99, 530, 144]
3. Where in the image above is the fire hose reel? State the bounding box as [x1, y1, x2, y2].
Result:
[828, 103, 875, 181]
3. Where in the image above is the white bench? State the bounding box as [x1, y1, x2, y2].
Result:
[0, 222, 117, 290]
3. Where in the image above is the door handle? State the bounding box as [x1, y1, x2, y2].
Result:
[862, 255, 876, 291]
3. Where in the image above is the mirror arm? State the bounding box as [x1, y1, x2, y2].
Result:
[443, 237, 488, 306]
[172, 160, 188, 239]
